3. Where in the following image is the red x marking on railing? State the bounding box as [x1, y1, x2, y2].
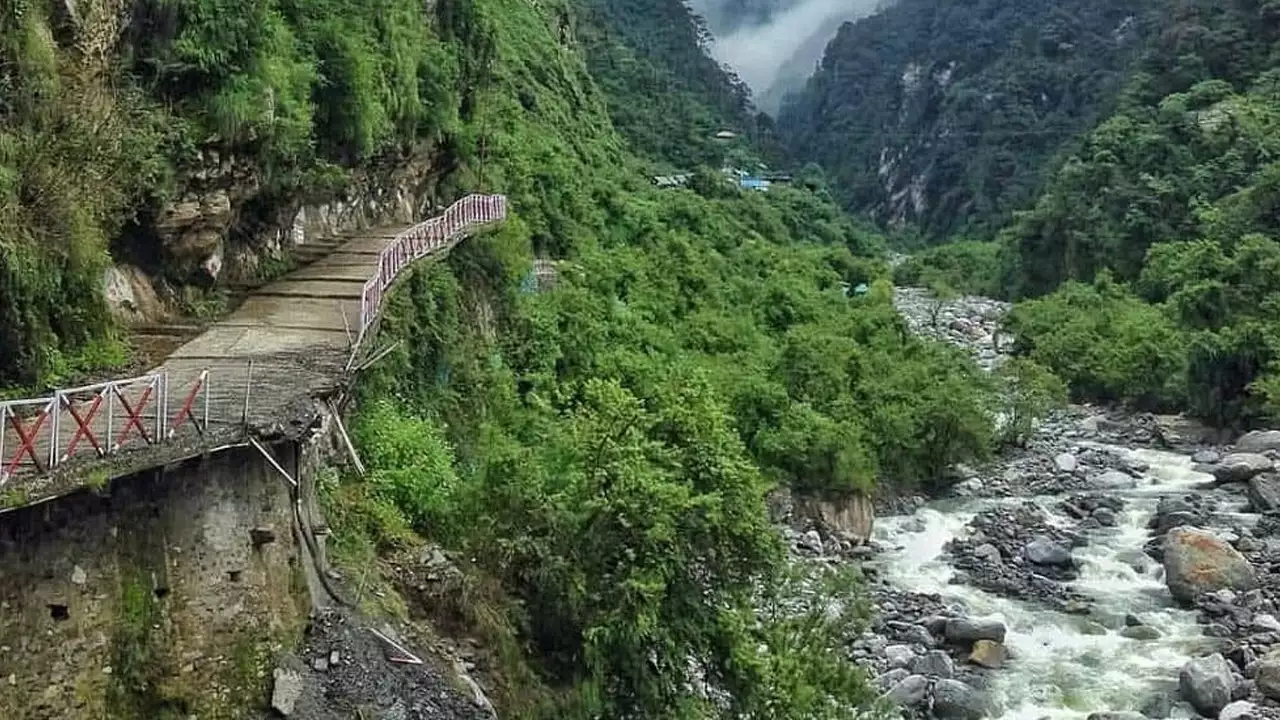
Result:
[4, 406, 49, 476]
[64, 393, 106, 458]
[170, 374, 206, 436]
[114, 384, 154, 447]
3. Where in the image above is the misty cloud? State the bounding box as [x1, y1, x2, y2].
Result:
[691, 0, 886, 112]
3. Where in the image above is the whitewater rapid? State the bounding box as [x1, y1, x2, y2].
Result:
[874, 447, 1226, 719]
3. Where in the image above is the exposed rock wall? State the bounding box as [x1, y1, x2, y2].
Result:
[0, 446, 307, 719]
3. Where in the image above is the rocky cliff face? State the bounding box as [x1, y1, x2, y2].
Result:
[109, 150, 442, 325]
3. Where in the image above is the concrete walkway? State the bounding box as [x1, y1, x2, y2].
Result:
[0, 195, 506, 506]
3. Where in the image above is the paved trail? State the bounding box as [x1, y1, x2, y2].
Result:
[0, 195, 506, 504]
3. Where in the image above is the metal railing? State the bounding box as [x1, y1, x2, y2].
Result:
[0, 370, 210, 488]
[356, 194, 507, 346]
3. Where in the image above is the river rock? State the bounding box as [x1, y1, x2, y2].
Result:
[1163, 527, 1258, 603]
[1179, 653, 1236, 716]
[931, 679, 988, 720]
[1086, 713, 1147, 720]
[973, 543, 1002, 565]
[1120, 625, 1163, 640]
[1213, 454, 1274, 484]
[875, 668, 910, 690]
[884, 644, 914, 669]
[1025, 536, 1073, 566]
[1055, 453, 1079, 473]
[1247, 474, 1280, 514]
[1236, 430, 1280, 454]
[1255, 652, 1280, 700]
[885, 674, 929, 707]
[944, 618, 1007, 644]
[798, 530, 823, 554]
[1094, 470, 1138, 489]
[1219, 700, 1263, 720]
[968, 639, 1007, 669]
[1195, 450, 1223, 465]
[910, 650, 954, 678]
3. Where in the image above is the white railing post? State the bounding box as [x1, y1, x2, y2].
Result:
[47, 397, 59, 471]
[0, 404, 8, 485]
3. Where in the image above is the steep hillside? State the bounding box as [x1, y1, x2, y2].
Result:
[896, 0, 1280, 430]
[779, 0, 1157, 241]
[0, 0, 1010, 717]
[996, 0, 1280, 428]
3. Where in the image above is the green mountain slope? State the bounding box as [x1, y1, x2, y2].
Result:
[778, 0, 1157, 242]
[2, 0, 1007, 716]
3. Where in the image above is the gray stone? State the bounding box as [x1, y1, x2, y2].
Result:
[70, 565, 87, 586]
[1093, 507, 1118, 527]
[884, 674, 929, 707]
[1055, 453, 1079, 473]
[1179, 654, 1236, 716]
[931, 679, 988, 720]
[1087, 713, 1148, 720]
[1214, 454, 1274, 484]
[1219, 700, 1261, 720]
[1120, 625, 1163, 640]
[1256, 652, 1280, 700]
[328, 650, 340, 666]
[1024, 536, 1073, 566]
[271, 667, 304, 717]
[973, 543, 1002, 565]
[909, 650, 954, 678]
[900, 624, 935, 648]
[1094, 470, 1137, 489]
[1252, 614, 1280, 634]
[1236, 431, 1280, 454]
[944, 617, 1007, 644]
[875, 668, 910, 690]
[799, 529, 824, 555]
[311, 656, 328, 672]
[1195, 449, 1223, 464]
[884, 644, 914, 669]
[1163, 527, 1258, 603]
[1247, 474, 1280, 514]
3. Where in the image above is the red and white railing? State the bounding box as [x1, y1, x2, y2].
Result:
[356, 194, 507, 346]
[0, 370, 210, 487]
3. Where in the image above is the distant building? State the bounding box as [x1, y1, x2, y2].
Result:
[653, 174, 691, 188]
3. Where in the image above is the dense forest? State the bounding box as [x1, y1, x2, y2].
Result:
[869, 0, 1280, 430]
[779, 0, 1159, 242]
[0, 0, 1017, 716]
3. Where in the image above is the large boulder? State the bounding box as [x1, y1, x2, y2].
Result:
[944, 617, 1007, 644]
[1179, 654, 1236, 716]
[884, 674, 929, 707]
[1255, 651, 1280, 700]
[1236, 430, 1280, 454]
[1220, 700, 1263, 720]
[1213, 454, 1274, 484]
[1247, 474, 1280, 514]
[931, 679, 988, 720]
[1163, 527, 1257, 603]
[909, 650, 954, 678]
[1024, 536, 1073, 566]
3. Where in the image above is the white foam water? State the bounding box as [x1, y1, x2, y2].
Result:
[873, 447, 1218, 719]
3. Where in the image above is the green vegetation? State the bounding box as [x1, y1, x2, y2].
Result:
[802, 0, 1280, 429]
[5, 0, 1011, 715]
[330, 0, 998, 715]
[779, 0, 1158, 241]
[0, 0, 472, 385]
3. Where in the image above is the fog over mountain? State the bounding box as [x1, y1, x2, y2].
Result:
[689, 0, 886, 113]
